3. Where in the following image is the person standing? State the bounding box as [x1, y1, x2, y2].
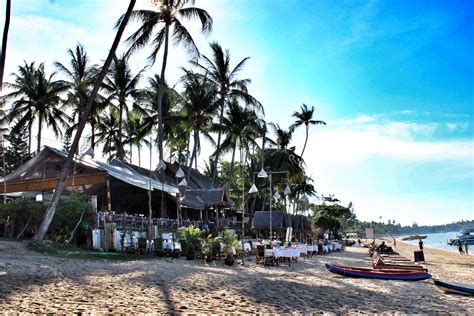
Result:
[418, 239, 423, 251]
[457, 240, 464, 255]
[464, 240, 469, 255]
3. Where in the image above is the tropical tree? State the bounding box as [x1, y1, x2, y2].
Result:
[180, 70, 218, 182]
[95, 107, 122, 162]
[124, 109, 149, 165]
[102, 54, 143, 160]
[31, 0, 137, 245]
[3, 61, 69, 153]
[124, 0, 213, 162]
[55, 43, 105, 155]
[291, 103, 326, 157]
[191, 42, 262, 184]
[219, 98, 260, 185]
[0, 0, 11, 91]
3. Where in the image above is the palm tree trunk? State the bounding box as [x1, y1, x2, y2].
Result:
[90, 120, 95, 158]
[129, 143, 133, 163]
[227, 143, 236, 188]
[0, 0, 11, 91]
[118, 101, 124, 159]
[186, 130, 199, 184]
[30, 0, 137, 245]
[28, 125, 32, 154]
[157, 24, 170, 161]
[138, 145, 141, 167]
[301, 124, 309, 157]
[211, 97, 225, 185]
[36, 118, 42, 153]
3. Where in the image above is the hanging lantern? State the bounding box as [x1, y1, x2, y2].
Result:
[248, 184, 258, 194]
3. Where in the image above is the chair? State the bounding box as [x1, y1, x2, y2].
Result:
[264, 248, 277, 266]
[256, 245, 265, 264]
[136, 237, 147, 255]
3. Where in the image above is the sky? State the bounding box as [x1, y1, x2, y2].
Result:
[1, 0, 473, 226]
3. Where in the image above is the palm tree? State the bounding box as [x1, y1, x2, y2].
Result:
[180, 70, 218, 183]
[219, 98, 260, 184]
[3, 61, 69, 153]
[124, 0, 213, 162]
[191, 42, 262, 184]
[102, 54, 143, 160]
[124, 109, 149, 166]
[31, 0, 137, 245]
[0, 0, 11, 92]
[291, 103, 326, 157]
[95, 106, 122, 161]
[55, 43, 105, 155]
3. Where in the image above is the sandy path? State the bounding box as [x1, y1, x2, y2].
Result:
[0, 240, 473, 314]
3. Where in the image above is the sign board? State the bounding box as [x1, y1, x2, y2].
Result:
[365, 228, 374, 240]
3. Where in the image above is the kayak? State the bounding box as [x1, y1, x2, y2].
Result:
[433, 279, 474, 296]
[325, 263, 432, 281]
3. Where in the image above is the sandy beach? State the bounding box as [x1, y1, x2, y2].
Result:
[0, 239, 473, 314]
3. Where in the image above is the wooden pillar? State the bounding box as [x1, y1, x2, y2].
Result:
[106, 175, 112, 211]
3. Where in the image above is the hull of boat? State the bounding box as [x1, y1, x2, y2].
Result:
[433, 279, 474, 296]
[325, 263, 432, 281]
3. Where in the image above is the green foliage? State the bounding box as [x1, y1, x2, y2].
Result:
[220, 229, 238, 258]
[311, 203, 353, 238]
[178, 224, 202, 255]
[1, 126, 31, 175]
[201, 234, 217, 258]
[0, 196, 46, 237]
[50, 191, 88, 243]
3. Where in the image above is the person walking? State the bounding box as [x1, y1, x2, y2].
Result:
[457, 240, 464, 255]
[464, 240, 469, 255]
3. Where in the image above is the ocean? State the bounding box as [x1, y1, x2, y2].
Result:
[398, 231, 460, 253]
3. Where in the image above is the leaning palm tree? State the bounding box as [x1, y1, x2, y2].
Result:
[291, 103, 326, 157]
[55, 43, 105, 155]
[0, 0, 11, 91]
[102, 54, 143, 160]
[191, 42, 262, 184]
[180, 70, 218, 183]
[31, 0, 137, 245]
[3, 61, 70, 153]
[123, 0, 213, 162]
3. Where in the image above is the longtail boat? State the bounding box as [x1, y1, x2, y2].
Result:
[325, 263, 432, 281]
[433, 279, 474, 296]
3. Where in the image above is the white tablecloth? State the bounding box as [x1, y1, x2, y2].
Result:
[163, 241, 181, 250]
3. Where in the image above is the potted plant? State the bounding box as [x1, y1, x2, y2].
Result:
[222, 229, 239, 266]
[178, 225, 202, 260]
[202, 234, 215, 263]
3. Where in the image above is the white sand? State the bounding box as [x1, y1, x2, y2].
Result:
[0, 239, 473, 314]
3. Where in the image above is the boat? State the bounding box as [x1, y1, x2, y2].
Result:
[325, 263, 432, 281]
[402, 235, 427, 241]
[447, 228, 474, 246]
[433, 279, 474, 296]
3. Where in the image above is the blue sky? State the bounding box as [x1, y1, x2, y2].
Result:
[1, 0, 473, 225]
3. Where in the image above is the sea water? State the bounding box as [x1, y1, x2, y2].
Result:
[399, 232, 460, 253]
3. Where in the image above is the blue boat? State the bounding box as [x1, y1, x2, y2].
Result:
[325, 263, 432, 281]
[433, 279, 474, 296]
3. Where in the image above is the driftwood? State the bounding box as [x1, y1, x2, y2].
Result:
[65, 203, 89, 245]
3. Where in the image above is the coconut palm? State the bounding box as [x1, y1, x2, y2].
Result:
[31, 0, 137, 245]
[180, 70, 218, 182]
[291, 103, 326, 157]
[123, 0, 213, 161]
[124, 109, 149, 166]
[102, 54, 144, 160]
[55, 44, 105, 155]
[3, 61, 69, 153]
[191, 42, 262, 184]
[95, 106, 122, 162]
[219, 98, 260, 185]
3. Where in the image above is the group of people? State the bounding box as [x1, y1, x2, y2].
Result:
[457, 240, 469, 255]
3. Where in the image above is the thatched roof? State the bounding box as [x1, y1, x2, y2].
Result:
[252, 211, 311, 232]
[180, 189, 233, 210]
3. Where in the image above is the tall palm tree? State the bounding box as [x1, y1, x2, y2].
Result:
[55, 43, 105, 155]
[0, 0, 11, 92]
[291, 103, 326, 157]
[219, 98, 260, 184]
[180, 70, 217, 183]
[102, 54, 143, 160]
[3, 61, 69, 153]
[31, 0, 137, 245]
[191, 42, 262, 184]
[124, 0, 213, 162]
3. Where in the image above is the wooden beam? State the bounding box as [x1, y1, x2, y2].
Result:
[0, 173, 107, 193]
